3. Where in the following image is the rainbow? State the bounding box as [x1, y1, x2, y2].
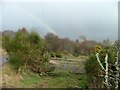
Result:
[16, 4, 58, 35]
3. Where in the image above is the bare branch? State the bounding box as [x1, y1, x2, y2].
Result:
[96, 53, 105, 71]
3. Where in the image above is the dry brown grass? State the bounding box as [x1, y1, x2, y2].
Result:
[0, 49, 3, 56]
[0, 48, 7, 56]
[0, 63, 23, 88]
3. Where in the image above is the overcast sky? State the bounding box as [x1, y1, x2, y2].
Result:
[0, 0, 119, 41]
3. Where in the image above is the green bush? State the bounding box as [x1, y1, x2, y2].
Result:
[85, 54, 100, 82]
[9, 54, 24, 72]
[2, 30, 49, 73]
[85, 46, 117, 87]
[55, 52, 62, 58]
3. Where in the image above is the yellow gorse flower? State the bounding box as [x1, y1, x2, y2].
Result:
[95, 45, 101, 53]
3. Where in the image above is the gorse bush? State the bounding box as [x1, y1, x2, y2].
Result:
[85, 46, 117, 88]
[9, 54, 24, 71]
[2, 30, 50, 73]
[85, 54, 101, 87]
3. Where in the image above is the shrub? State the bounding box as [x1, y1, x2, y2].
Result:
[55, 52, 62, 58]
[2, 30, 49, 73]
[85, 46, 117, 88]
[9, 54, 24, 72]
[85, 54, 100, 83]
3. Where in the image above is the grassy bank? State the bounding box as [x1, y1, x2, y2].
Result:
[1, 62, 88, 88]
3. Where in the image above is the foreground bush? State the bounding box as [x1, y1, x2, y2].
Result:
[2, 30, 50, 73]
[85, 54, 101, 87]
[85, 45, 117, 88]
